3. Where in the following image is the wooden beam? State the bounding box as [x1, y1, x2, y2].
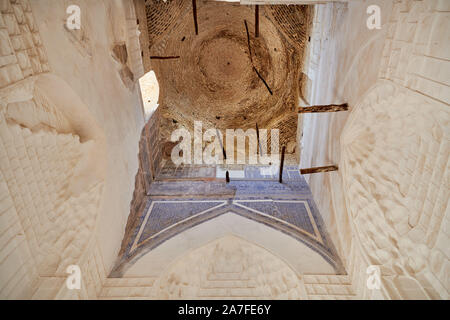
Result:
[298, 104, 348, 113]
[255, 5, 259, 38]
[279, 146, 286, 183]
[150, 56, 180, 60]
[300, 165, 338, 175]
[192, 0, 198, 35]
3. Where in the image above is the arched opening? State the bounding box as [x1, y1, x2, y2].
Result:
[138, 70, 160, 122]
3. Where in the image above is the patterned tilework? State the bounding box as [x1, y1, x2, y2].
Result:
[154, 165, 302, 181]
[137, 201, 226, 243]
[112, 173, 344, 277]
[240, 165, 302, 181]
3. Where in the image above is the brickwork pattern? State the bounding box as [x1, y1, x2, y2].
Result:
[0, 84, 104, 298]
[378, 0, 449, 105]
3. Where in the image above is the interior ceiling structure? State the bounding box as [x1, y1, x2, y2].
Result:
[146, 0, 311, 159]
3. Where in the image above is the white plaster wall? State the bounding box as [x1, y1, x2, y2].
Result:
[341, 0, 449, 299]
[30, 0, 145, 277]
[139, 70, 159, 121]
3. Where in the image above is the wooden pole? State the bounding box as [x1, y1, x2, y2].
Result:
[150, 56, 180, 60]
[298, 104, 348, 113]
[279, 146, 285, 183]
[244, 20, 252, 60]
[253, 66, 273, 95]
[300, 165, 338, 175]
[255, 5, 259, 38]
[192, 0, 198, 35]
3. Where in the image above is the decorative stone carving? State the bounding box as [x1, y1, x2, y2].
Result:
[154, 235, 304, 300]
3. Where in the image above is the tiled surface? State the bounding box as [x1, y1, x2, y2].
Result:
[112, 173, 344, 277]
[137, 201, 226, 243]
[236, 200, 316, 236]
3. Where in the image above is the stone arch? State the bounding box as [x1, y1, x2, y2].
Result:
[121, 212, 336, 278]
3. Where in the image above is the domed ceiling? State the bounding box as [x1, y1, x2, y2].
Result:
[146, 0, 311, 162]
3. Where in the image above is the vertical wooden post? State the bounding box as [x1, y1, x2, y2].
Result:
[279, 146, 285, 183]
[298, 104, 348, 113]
[244, 20, 252, 59]
[226, 171, 230, 183]
[255, 5, 259, 38]
[192, 0, 198, 35]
